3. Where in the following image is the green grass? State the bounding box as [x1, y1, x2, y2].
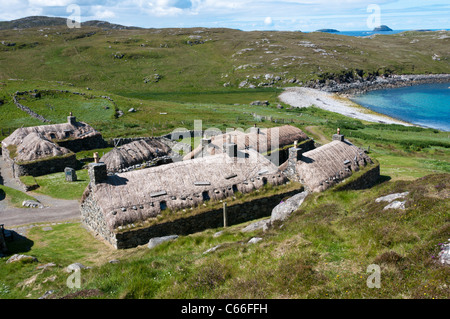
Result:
[0, 184, 38, 208]
[21, 169, 90, 200]
[1, 173, 448, 299]
[0, 25, 449, 300]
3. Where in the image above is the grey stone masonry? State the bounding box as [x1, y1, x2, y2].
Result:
[65, 167, 77, 182]
[68, 115, 77, 125]
[284, 146, 303, 181]
[223, 142, 238, 157]
[88, 162, 107, 184]
[332, 134, 345, 142]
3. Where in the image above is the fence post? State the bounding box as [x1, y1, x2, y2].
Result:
[223, 202, 227, 228]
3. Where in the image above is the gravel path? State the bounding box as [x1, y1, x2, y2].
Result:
[0, 158, 81, 228]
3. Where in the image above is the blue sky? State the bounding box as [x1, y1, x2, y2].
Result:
[1, 0, 449, 31]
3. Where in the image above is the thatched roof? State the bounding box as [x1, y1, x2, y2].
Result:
[100, 139, 171, 172]
[84, 149, 287, 231]
[295, 140, 373, 192]
[183, 125, 309, 161]
[2, 121, 99, 147]
[1, 118, 100, 162]
[13, 132, 72, 163]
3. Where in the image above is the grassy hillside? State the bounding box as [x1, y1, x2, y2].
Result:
[1, 173, 448, 299]
[0, 26, 448, 94]
[0, 24, 449, 300]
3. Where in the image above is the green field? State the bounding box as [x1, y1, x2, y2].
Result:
[1, 174, 448, 299]
[0, 25, 449, 300]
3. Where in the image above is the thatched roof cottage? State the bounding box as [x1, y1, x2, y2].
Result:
[183, 125, 313, 165]
[100, 139, 172, 173]
[1, 114, 106, 177]
[281, 131, 380, 192]
[80, 145, 294, 249]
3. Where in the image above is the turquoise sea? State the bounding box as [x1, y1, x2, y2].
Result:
[313, 29, 450, 37]
[350, 82, 450, 132]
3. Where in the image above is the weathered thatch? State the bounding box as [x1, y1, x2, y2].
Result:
[13, 132, 73, 163]
[100, 139, 171, 173]
[82, 149, 287, 231]
[295, 140, 373, 192]
[183, 125, 309, 160]
[1, 118, 101, 162]
[2, 121, 99, 147]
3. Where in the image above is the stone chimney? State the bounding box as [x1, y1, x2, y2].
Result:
[250, 124, 260, 134]
[284, 141, 303, 180]
[223, 142, 238, 158]
[88, 152, 107, 184]
[68, 112, 77, 125]
[332, 128, 345, 142]
[201, 135, 211, 147]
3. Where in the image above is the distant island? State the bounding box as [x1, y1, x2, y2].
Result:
[316, 29, 340, 33]
[373, 25, 393, 32]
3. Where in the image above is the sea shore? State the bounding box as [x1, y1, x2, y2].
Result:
[279, 74, 450, 126]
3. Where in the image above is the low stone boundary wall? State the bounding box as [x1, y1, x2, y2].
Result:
[13, 92, 51, 123]
[12, 154, 78, 178]
[334, 161, 381, 191]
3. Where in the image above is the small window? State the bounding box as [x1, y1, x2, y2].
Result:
[160, 201, 167, 211]
[262, 177, 268, 185]
[64, 131, 71, 138]
[49, 133, 56, 139]
[202, 191, 210, 201]
[232, 184, 238, 193]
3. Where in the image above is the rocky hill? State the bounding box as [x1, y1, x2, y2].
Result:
[0, 16, 138, 30]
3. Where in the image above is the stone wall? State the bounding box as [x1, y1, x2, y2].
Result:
[333, 161, 381, 191]
[57, 135, 107, 153]
[80, 188, 118, 247]
[12, 92, 51, 123]
[11, 154, 78, 178]
[82, 186, 302, 249]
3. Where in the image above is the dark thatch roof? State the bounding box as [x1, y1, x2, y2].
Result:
[83, 149, 288, 231]
[13, 132, 73, 163]
[295, 140, 373, 192]
[1, 119, 100, 162]
[183, 125, 309, 160]
[100, 139, 171, 172]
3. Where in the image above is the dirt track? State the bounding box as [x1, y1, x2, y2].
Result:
[0, 158, 81, 228]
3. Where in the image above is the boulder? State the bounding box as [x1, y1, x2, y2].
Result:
[22, 200, 44, 209]
[375, 192, 409, 203]
[241, 219, 270, 232]
[438, 241, 450, 266]
[203, 245, 222, 254]
[148, 235, 178, 249]
[271, 191, 309, 223]
[248, 237, 263, 244]
[250, 100, 270, 106]
[6, 254, 38, 264]
[383, 200, 406, 210]
[65, 262, 90, 272]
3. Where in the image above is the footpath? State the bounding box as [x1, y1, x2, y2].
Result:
[0, 157, 81, 229]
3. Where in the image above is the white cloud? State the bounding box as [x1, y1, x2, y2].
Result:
[28, 0, 73, 6]
[90, 6, 116, 20]
[264, 16, 273, 25]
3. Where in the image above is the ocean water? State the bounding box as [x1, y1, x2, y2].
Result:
[314, 29, 450, 37]
[350, 82, 450, 131]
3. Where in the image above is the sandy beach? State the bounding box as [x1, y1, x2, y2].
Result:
[279, 87, 412, 126]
